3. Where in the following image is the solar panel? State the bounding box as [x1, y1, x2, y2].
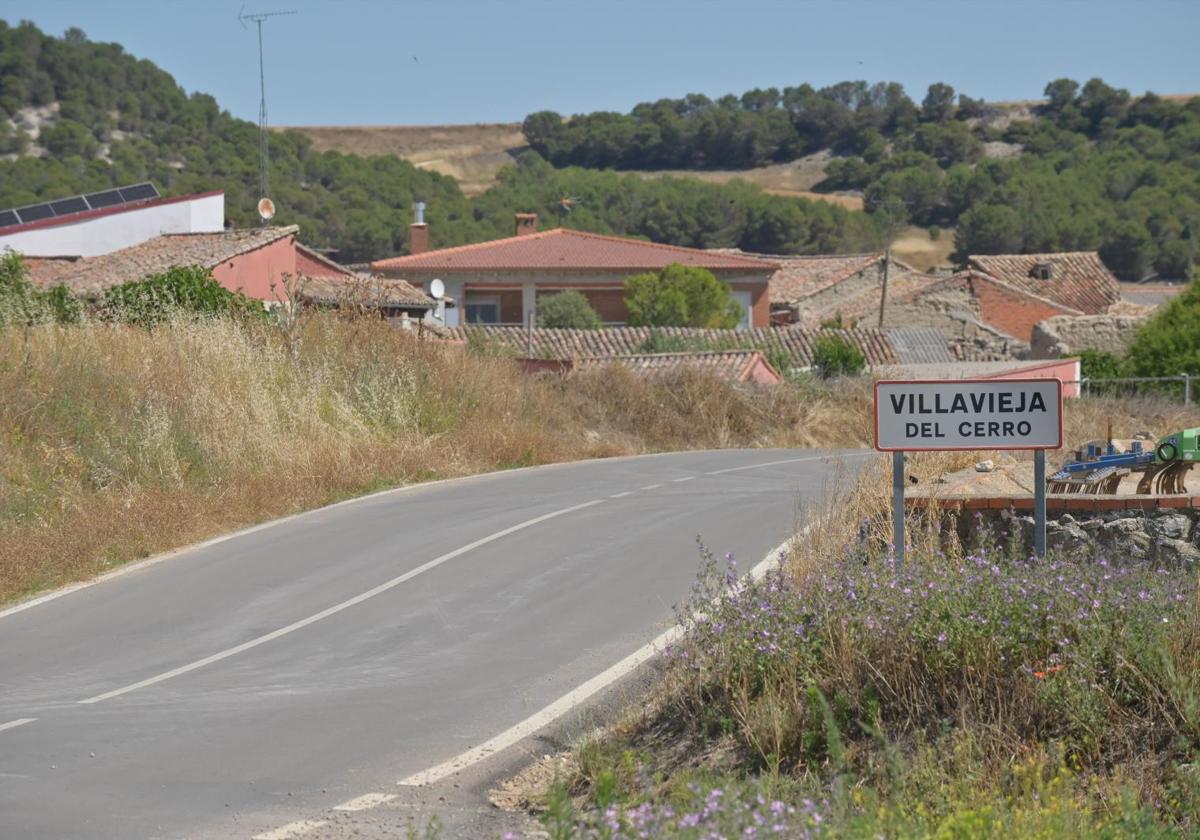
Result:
[84, 189, 124, 209]
[50, 197, 89, 216]
[118, 182, 159, 202]
[0, 182, 163, 229]
[15, 203, 55, 223]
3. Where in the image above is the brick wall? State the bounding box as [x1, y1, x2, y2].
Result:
[970, 275, 1074, 342]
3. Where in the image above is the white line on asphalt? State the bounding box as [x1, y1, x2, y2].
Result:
[672, 476, 695, 483]
[396, 532, 800, 788]
[252, 819, 328, 840]
[333, 792, 398, 812]
[78, 499, 607, 705]
[706, 451, 872, 475]
[609, 491, 632, 498]
[0, 448, 741, 623]
[0, 718, 36, 733]
[639, 484, 663, 490]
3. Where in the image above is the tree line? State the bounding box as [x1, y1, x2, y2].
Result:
[4, 22, 1199, 279]
[525, 79, 1200, 280]
[0, 21, 876, 263]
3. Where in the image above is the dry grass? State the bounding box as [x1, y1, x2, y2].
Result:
[0, 316, 874, 604]
[889, 224, 956, 271]
[277, 123, 526, 196]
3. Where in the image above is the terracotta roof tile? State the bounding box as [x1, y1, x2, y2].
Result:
[792, 270, 946, 326]
[450, 324, 953, 367]
[297, 275, 433, 308]
[968, 252, 1120, 314]
[574, 350, 781, 384]
[25, 227, 299, 297]
[371, 228, 779, 274]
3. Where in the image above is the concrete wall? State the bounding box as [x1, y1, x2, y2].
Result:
[210, 234, 297, 303]
[1, 193, 225, 258]
[1031, 313, 1150, 360]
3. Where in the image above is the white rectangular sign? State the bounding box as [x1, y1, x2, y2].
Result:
[874, 378, 1062, 451]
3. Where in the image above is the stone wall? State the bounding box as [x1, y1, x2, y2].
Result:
[1030, 313, 1149, 360]
[947, 507, 1200, 565]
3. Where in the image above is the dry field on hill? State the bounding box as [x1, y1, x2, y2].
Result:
[277, 123, 526, 196]
[890, 224, 957, 271]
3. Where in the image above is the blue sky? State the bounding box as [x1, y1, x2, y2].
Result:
[6, 0, 1199, 126]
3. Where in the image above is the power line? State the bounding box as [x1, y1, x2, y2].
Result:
[239, 7, 297, 223]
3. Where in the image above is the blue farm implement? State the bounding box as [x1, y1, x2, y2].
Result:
[1047, 428, 1199, 494]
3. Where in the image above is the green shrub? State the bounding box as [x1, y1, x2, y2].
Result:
[811, 334, 866, 378]
[100, 265, 266, 327]
[0, 251, 82, 328]
[624, 264, 742, 329]
[1126, 275, 1200, 378]
[536, 290, 602, 329]
[1078, 348, 1125, 380]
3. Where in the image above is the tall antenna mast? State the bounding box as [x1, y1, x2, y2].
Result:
[239, 6, 296, 225]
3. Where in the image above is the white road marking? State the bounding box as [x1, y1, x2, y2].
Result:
[672, 476, 695, 483]
[0, 718, 36, 733]
[397, 532, 801, 787]
[609, 491, 632, 499]
[0, 447, 725, 623]
[706, 451, 872, 475]
[639, 484, 663, 490]
[252, 819, 328, 840]
[78, 499, 607, 705]
[333, 792, 397, 812]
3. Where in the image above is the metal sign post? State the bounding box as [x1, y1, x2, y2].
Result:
[874, 378, 1064, 562]
[892, 451, 905, 566]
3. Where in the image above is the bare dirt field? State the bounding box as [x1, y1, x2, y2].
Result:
[890, 225, 957, 271]
[278, 123, 526, 196]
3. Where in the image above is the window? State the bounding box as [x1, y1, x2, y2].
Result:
[731, 290, 753, 331]
[465, 295, 500, 324]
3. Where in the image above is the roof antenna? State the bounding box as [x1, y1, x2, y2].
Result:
[239, 6, 297, 226]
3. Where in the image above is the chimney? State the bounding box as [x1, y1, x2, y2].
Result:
[515, 212, 538, 237]
[410, 201, 429, 255]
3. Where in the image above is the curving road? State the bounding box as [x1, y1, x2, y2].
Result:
[0, 449, 866, 839]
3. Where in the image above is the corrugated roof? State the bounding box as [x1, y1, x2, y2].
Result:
[575, 350, 781, 384]
[371, 228, 779, 274]
[451, 324, 952, 368]
[25, 227, 298, 296]
[968, 252, 1120, 314]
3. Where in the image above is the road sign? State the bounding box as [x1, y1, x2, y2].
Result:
[874, 378, 1062, 452]
[873, 378, 1064, 564]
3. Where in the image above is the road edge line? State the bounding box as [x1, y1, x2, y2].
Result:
[396, 527, 807, 787]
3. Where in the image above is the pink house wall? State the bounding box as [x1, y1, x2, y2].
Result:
[210, 234, 298, 303]
[984, 358, 1082, 398]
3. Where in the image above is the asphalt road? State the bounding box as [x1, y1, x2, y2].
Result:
[0, 448, 866, 839]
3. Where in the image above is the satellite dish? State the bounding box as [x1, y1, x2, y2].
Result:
[257, 197, 276, 221]
[429, 278, 445, 300]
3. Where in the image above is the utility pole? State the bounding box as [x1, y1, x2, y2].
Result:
[876, 197, 908, 328]
[239, 7, 297, 223]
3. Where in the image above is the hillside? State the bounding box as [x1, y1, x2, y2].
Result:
[3, 21, 1199, 278]
[276, 123, 526, 197]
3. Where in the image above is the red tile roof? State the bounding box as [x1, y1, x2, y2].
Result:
[450, 324, 953, 367]
[574, 350, 782, 385]
[371, 228, 779, 274]
[792, 270, 946, 327]
[968, 252, 1120, 314]
[24, 227, 298, 296]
